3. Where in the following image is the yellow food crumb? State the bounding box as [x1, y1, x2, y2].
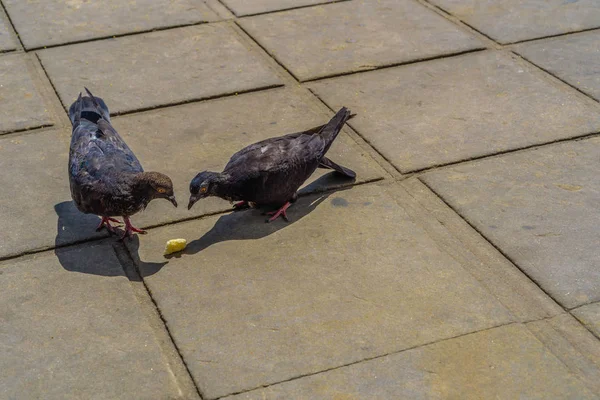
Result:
[164, 238, 187, 255]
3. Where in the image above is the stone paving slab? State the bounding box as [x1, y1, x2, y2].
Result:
[428, 0, 600, 44]
[514, 31, 600, 102]
[222, 0, 339, 16]
[0, 128, 104, 260]
[0, 54, 55, 134]
[224, 324, 596, 399]
[3, 0, 219, 49]
[0, 89, 384, 259]
[238, 0, 483, 81]
[309, 50, 600, 172]
[0, 12, 17, 52]
[421, 136, 600, 309]
[573, 303, 600, 339]
[37, 24, 282, 115]
[0, 243, 181, 399]
[129, 183, 513, 399]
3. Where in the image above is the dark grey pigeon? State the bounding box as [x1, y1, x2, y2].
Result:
[188, 107, 355, 222]
[68, 88, 177, 239]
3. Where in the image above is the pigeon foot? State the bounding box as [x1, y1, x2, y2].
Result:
[96, 216, 121, 233]
[265, 202, 291, 223]
[120, 217, 147, 240]
[233, 201, 249, 210]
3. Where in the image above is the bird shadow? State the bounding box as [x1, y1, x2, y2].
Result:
[53, 201, 166, 278]
[161, 174, 356, 265]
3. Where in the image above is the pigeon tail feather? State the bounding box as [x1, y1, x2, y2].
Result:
[317, 107, 351, 155]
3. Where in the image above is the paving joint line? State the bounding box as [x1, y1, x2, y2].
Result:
[0, 124, 55, 137]
[0, 1, 25, 49]
[26, 21, 213, 52]
[511, 50, 600, 105]
[215, 321, 523, 399]
[300, 48, 487, 83]
[502, 25, 600, 46]
[408, 130, 600, 177]
[117, 243, 205, 399]
[419, 178, 571, 314]
[234, 0, 351, 18]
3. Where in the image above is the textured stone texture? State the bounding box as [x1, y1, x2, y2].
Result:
[37, 24, 282, 114]
[309, 51, 600, 172]
[0, 54, 54, 134]
[0, 128, 104, 259]
[573, 303, 600, 339]
[222, 0, 339, 16]
[131, 184, 513, 399]
[0, 244, 181, 399]
[0, 12, 17, 52]
[3, 0, 218, 49]
[224, 324, 596, 399]
[429, 0, 600, 44]
[239, 0, 482, 81]
[422, 136, 600, 309]
[0, 89, 384, 258]
[515, 31, 600, 101]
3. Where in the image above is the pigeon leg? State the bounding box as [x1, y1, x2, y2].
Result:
[120, 217, 147, 240]
[265, 202, 292, 223]
[96, 216, 118, 233]
[233, 201, 249, 209]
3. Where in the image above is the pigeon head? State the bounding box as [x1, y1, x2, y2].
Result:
[137, 171, 177, 207]
[188, 171, 221, 210]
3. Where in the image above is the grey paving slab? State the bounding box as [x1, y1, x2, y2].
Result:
[309, 51, 600, 172]
[0, 12, 17, 52]
[0, 244, 181, 399]
[130, 184, 513, 399]
[224, 324, 596, 399]
[238, 0, 483, 81]
[0, 54, 55, 134]
[0, 89, 384, 259]
[3, 0, 219, 49]
[421, 136, 600, 309]
[37, 24, 282, 114]
[429, 0, 600, 44]
[222, 0, 339, 16]
[515, 31, 600, 102]
[573, 302, 600, 339]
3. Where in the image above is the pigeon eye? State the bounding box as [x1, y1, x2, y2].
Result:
[200, 187, 207, 193]
[157, 188, 166, 194]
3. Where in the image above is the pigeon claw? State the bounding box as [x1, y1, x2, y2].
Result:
[265, 202, 291, 223]
[96, 216, 121, 233]
[119, 217, 147, 240]
[233, 201, 249, 210]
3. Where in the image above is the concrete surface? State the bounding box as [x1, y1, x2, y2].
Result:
[515, 30, 600, 101]
[422, 137, 600, 309]
[239, 0, 483, 81]
[2, 0, 219, 49]
[129, 184, 513, 398]
[428, 0, 600, 44]
[222, 0, 339, 16]
[0, 242, 182, 399]
[2, 0, 600, 398]
[310, 50, 600, 172]
[0, 54, 54, 134]
[223, 324, 596, 399]
[37, 24, 282, 114]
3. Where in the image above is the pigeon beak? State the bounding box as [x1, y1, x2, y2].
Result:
[188, 196, 198, 210]
[168, 195, 178, 208]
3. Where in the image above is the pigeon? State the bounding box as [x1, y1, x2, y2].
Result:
[188, 107, 355, 222]
[68, 88, 177, 239]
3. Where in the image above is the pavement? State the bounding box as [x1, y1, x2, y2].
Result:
[1, 0, 599, 399]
